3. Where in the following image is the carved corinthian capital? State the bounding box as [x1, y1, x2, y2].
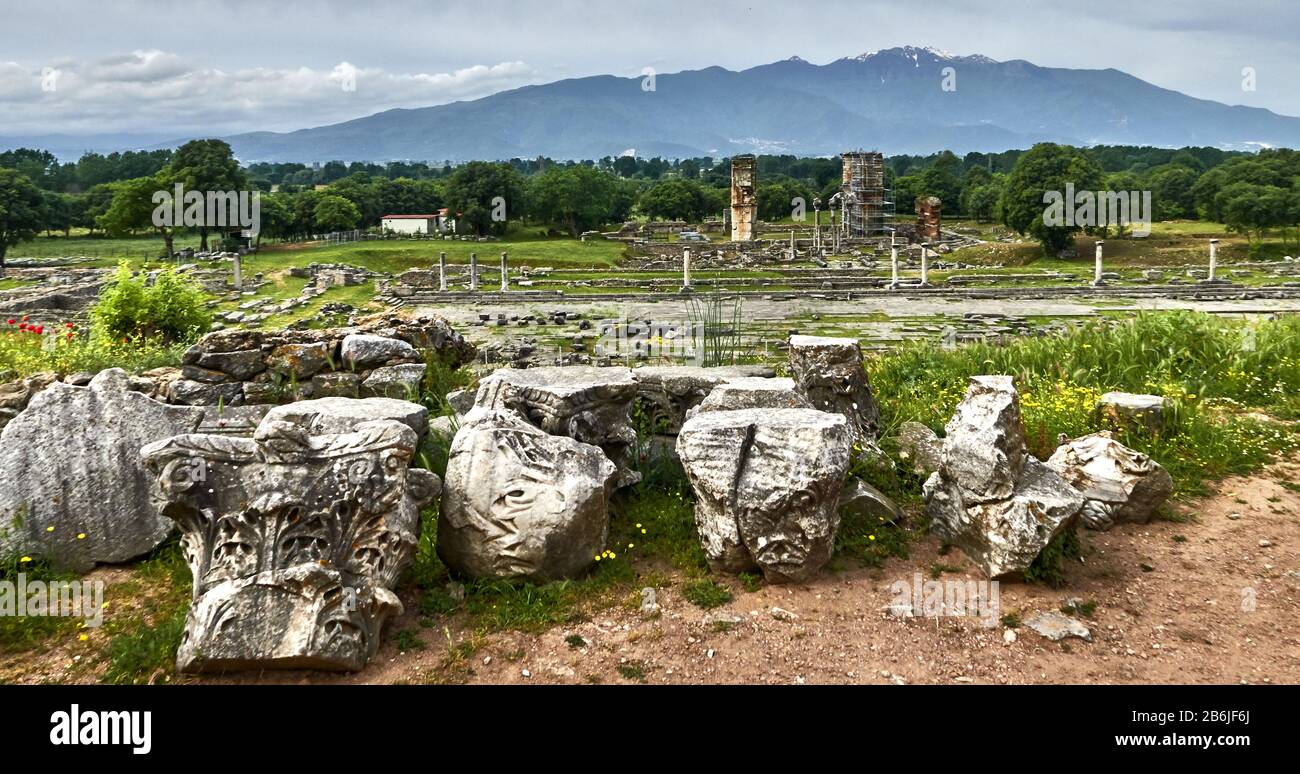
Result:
[142, 418, 440, 672]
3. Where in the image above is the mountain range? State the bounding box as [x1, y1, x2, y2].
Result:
[16, 47, 1300, 162]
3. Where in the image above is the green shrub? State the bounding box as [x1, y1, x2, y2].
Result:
[90, 263, 211, 343]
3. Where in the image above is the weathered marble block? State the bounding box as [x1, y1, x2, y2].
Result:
[895, 421, 944, 479]
[1046, 431, 1173, 529]
[677, 408, 852, 583]
[923, 376, 1084, 578]
[684, 376, 810, 420]
[141, 418, 439, 672]
[475, 366, 639, 486]
[438, 409, 617, 583]
[0, 369, 204, 572]
[1098, 392, 1170, 434]
[632, 365, 774, 434]
[788, 335, 881, 443]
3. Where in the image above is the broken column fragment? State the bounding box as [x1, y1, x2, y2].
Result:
[142, 416, 440, 672]
[677, 408, 852, 583]
[922, 376, 1084, 578]
[1046, 431, 1173, 530]
[788, 335, 881, 443]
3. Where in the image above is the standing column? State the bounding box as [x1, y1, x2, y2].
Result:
[682, 248, 692, 289]
[789, 231, 796, 261]
[231, 254, 243, 291]
[469, 252, 478, 292]
[1208, 239, 1219, 282]
[889, 238, 899, 289]
[920, 243, 931, 287]
[500, 252, 508, 292]
[438, 252, 447, 292]
[1093, 240, 1105, 286]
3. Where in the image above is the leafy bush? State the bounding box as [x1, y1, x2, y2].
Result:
[90, 263, 211, 343]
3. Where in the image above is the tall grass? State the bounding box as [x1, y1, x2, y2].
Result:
[870, 311, 1300, 496]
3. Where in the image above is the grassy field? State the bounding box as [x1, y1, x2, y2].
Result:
[9, 219, 1297, 279]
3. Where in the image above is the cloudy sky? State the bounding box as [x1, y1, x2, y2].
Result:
[2, 0, 1297, 139]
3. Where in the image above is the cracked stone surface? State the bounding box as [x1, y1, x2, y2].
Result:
[677, 408, 852, 583]
[474, 365, 639, 486]
[788, 335, 881, 443]
[438, 408, 617, 583]
[923, 376, 1084, 578]
[1046, 431, 1173, 529]
[0, 369, 205, 571]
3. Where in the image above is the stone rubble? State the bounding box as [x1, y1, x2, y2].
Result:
[922, 376, 1085, 578]
[1046, 431, 1173, 529]
[677, 408, 852, 583]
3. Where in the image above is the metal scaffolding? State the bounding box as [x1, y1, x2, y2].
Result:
[839, 151, 895, 239]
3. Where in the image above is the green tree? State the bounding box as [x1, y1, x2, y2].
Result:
[527, 165, 617, 236]
[254, 192, 292, 245]
[41, 190, 75, 236]
[98, 175, 177, 257]
[756, 178, 813, 222]
[165, 139, 249, 251]
[0, 168, 47, 275]
[960, 180, 1003, 223]
[1145, 165, 1199, 221]
[918, 151, 962, 214]
[638, 179, 709, 221]
[1216, 182, 1290, 244]
[444, 162, 523, 236]
[1000, 143, 1104, 255]
[312, 194, 362, 232]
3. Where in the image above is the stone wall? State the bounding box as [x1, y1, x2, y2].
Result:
[167, 314, 475, 406]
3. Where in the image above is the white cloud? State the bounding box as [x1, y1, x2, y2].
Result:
[0, 51, 540, 136]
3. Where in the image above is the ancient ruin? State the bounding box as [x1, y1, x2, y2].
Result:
[142, 414, 439, 672]
[788, 335, 881, 442]
[729, 154, 758, 243]
[0, 369, 205, 571]
[677, 408, 852, 582]
[915, 195, 942, 241]
[439, 408, 617, 582]
[923, 376, 1085, 578]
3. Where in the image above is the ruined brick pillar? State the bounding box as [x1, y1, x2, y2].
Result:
[915, 196, 942, 241]
[730, 155, 757, 243]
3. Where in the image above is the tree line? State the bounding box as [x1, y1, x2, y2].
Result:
[2, 141, 1299, 271]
